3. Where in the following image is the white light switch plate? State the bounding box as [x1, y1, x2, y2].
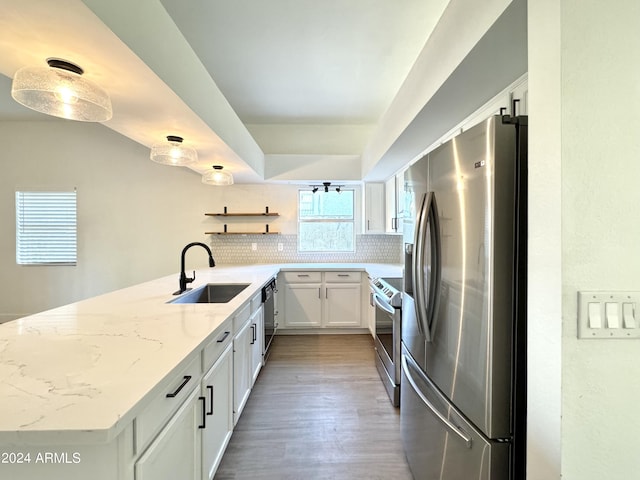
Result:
[578, 291, 640, 339]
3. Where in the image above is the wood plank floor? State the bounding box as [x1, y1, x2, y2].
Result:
[214, 334, 413, 480]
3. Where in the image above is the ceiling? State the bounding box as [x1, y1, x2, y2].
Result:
[0, 0, 520, 184]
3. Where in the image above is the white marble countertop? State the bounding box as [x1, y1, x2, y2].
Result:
[0, 263, 401, 445]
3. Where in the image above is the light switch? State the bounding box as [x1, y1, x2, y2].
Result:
[623, 303, 637, 329]
[605, 302, 620, 329]
[578, 291, 640, 339]
[588, 302, 602, 329]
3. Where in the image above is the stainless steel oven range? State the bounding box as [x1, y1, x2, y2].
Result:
[369, 276, 403, 406]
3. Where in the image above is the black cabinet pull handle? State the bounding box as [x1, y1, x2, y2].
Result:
[250, 324, 256, 344]
[166, 375, 192, 398]
[216, 331, 230, 343]
[198, 396, 206, 429]
[207, 385, 214, 415]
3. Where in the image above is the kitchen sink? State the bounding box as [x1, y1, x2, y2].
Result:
[169, 283, 250, 304]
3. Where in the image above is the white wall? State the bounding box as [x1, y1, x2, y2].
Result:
[0, 121, 297, 320]
[560, 1, 640, 479]
[530, 1, 640, 479]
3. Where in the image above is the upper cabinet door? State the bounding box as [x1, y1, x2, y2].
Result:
[385, 173, 405, 234]
[385, 177, 397, 233]
[364, 183, 385, 234]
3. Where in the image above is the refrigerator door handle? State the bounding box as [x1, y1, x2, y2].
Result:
[413, 192, 442, 342]
[401, 354, 472, 449]
[412, 193, 429, 340]
[426, 193, 442, 340]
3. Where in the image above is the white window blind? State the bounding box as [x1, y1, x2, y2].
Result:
[15, 191, 77, 265]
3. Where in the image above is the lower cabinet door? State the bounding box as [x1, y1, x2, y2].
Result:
[283, 283, 322, 327]
[135, 387, 201, 480]
[250, 306, 264, 384]
[202, 345, 233, 480]
[233, 319, 253, 425]
[324, 283, 362, 327]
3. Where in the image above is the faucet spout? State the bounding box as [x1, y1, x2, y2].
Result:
[174, 242, 216, 295]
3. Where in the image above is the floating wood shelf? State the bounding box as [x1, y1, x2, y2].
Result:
[205, 206, 279, 216]
[205, 206, 279, 235]
[205, 212, 279, 217]
[205, 231, 280, 235]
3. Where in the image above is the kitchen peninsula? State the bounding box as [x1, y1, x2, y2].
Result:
[0, 263, 400, 480]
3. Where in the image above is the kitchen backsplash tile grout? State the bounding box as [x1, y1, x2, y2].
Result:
[209, 234, 403, 264]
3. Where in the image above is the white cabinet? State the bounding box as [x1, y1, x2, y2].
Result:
[364, 183, 385, 233]
[280, 271, 364, 329]
[324, 283, 361, 327]
[135, 355, 201, 454]
[135, 387, 201, 480]
[201, 344, 233, 480]
[250, 305, 264, 384]
[233, 318, 253, 425]
[385, 173, 405, 234]
[283, 282, 323, 327]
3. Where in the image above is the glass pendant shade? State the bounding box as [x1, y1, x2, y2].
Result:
[11, 59, 113, 122]
[150, 135, 198, 166]
[202, 165, 234, 186]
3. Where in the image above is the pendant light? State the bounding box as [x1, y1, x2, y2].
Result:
[202, 165, 234, 186]
[150, 135, 198, 166]
[11, 58, 112, 122]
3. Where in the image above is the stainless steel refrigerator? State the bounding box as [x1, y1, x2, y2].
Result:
[401, 115, 527, 480]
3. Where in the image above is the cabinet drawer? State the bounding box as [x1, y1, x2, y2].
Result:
[282, 271, 322, 283]
[135, 354, 200, 454]
[233, 303, 251, 333]
[325, 271, 361, 283]
[202, 318, 233, 372]
[250, 292, 262, 315]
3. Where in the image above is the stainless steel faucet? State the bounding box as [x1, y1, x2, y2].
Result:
[174, 242, 216, 295]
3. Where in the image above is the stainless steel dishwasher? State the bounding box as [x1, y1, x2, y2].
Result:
[261, 278, 277, 361]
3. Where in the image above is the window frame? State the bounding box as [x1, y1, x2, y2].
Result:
[297, 188, 356, 253]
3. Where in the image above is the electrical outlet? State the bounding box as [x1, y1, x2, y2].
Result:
[278, 243, 283, 251]
[251, 243, 257, 251]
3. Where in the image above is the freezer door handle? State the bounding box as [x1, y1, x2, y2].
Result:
[401, 354, 472, 449]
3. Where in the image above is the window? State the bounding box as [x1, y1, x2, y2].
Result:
[15, 190, 77, 265]
[298, 189, 354, 252]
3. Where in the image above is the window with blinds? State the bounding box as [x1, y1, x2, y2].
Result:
[15, 190, 77, 265]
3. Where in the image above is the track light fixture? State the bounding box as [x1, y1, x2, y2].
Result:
[308, 182, 344, 193]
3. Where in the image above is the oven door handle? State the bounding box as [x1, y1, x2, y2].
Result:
[373, 293, 396, 315]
